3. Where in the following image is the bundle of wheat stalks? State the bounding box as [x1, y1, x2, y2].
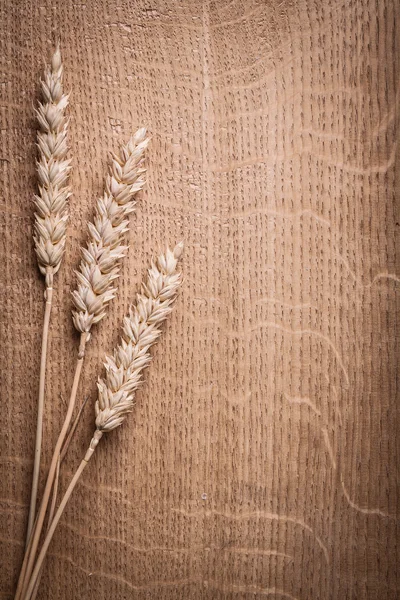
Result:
[15, 45, 183, 600]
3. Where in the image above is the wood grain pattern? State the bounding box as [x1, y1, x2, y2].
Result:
[1, 1, 399, 598]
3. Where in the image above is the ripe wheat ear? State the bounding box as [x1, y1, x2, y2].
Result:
[26, 44, 71, 548]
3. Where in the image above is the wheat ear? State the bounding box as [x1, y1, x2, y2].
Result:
[22, 243, 184, 600]
[16, 130, 149, 600]
[72, 128, 149, 334]
[26, 44, 70, 546]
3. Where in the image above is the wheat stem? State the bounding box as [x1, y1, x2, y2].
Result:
[27, 392, 89, 599]
[26, 284, 53, 544]
[17, 333, 88, 600]
[48, 457, 61, 537]
[28, 455, 61, 600]
[23, 390, 86, 599]
[15, 516, 35, 600]
[60, 396, 90, 462]
[24, 432, 103, 600]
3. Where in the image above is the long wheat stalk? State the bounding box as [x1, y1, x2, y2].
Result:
[27, 44, 71, 546]
[16, 130, 149, 600]
[22, 243, 184, 600]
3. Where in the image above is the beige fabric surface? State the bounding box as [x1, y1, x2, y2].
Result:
[1, 1, 399, 598]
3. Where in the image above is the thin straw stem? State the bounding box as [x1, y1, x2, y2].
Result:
[48, 457, 60, 537]
[29, 456, 60, 600]
[23, 432, 103, 600]
[16, 332, 88, 599]
[29, 394, 90, 600]
[29, 393, 87, 600]
[26, 285, 53, 544]
[15, 513, 36, 600]
[60, 396, 90, 462]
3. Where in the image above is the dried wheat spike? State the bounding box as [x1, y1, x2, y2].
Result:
[95, 242, 183, 432]
[72, 129, 149, 334]
[33, 45, 71, 287]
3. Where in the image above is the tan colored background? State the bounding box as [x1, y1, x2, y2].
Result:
[1, 1, 399, 598]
